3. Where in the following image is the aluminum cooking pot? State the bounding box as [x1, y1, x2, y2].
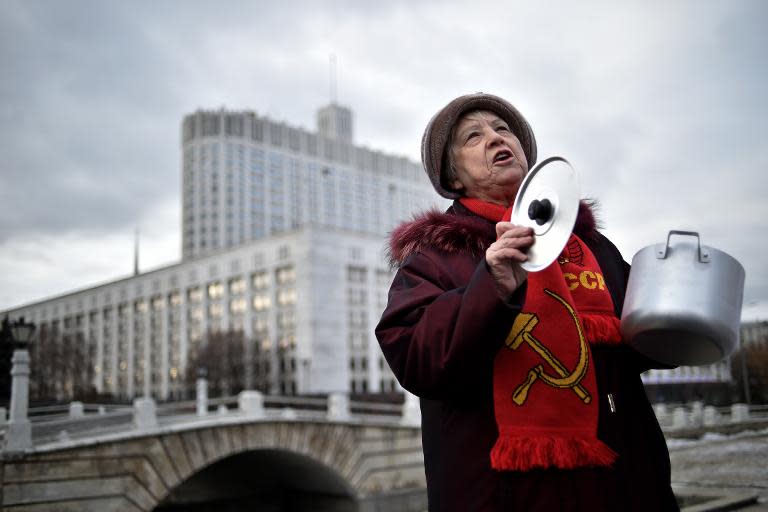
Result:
[620, 230, 745, 366]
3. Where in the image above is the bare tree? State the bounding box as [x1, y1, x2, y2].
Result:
[29, 325, 97, 403]
[731, 341, 768, 404]
[186, 328, 248, 397]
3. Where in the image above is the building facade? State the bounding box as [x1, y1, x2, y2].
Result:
[1, 102, 442, 402]
[181, 104, 435, 260]
[3, 228, 400, 401]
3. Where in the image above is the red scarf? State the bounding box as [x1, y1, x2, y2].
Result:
[460, 197, 622, 471]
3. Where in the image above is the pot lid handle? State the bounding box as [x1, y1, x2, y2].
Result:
[656, 230, 711, 263]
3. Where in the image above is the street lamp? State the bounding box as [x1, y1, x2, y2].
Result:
[10, 317, 36, 349]
[3, 316, 36, 453]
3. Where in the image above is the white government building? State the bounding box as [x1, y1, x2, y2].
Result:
[2, 103, 439, 401]
[181, 104, 432, 259]
[1, 102, 739, 402]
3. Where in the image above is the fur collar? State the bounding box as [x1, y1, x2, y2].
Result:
[388, 200, 600, 267]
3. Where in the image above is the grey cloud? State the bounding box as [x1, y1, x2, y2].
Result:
[0, 1, 183, 240]
[0, 0, 766, 310]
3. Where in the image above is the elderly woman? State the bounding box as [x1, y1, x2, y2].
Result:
[376, 93, 678, 511]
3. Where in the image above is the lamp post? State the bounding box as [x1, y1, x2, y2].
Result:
[739, 349, 752, 405]
[196, 366, 208, 417]
[4, 316, 36, 453]
[0, 318, 14, 408]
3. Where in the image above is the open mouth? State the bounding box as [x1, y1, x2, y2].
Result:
[493, 149, 514, 164]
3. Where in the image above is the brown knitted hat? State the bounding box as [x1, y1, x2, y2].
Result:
[421, 92, 537, 199]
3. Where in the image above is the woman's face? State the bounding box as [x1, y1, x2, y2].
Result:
[449, 110, 528, 206]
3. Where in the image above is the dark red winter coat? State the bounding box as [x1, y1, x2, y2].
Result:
[376, 201, 678, 512]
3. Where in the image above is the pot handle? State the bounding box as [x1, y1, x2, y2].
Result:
[656, 230, 711, 263]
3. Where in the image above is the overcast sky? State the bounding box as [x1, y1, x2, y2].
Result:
[0, 0, 766, 319]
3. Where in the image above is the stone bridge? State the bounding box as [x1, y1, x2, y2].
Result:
[0, 392, 427, 512]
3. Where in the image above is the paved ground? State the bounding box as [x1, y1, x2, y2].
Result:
[669, 429, 768, 509]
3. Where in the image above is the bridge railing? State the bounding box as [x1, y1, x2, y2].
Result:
[28, 407, 135, 445]
[0, 349, 415, 452]
[1, 390, 421, 451]
[4, 388, 767, 453]
[654, 401, 768, 431]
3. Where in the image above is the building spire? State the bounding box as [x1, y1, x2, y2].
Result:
[133, 228, 140, 276]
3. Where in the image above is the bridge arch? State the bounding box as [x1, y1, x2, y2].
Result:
[151, 421, 362, 509]
[155, 448, 357, 510]
[0, 419, 425, 511]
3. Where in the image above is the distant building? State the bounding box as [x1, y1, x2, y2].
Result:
[1, 103, 439, 401]
[3, 228, 401, 400]
[642, 360, 731, 387]
[181, 104, 435, 259]
[641, 321, 767, 404]
[740, 320, 768, 348]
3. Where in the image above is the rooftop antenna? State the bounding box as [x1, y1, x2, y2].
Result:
[329, 53, 337, 104]
[133, 228, 140, 276]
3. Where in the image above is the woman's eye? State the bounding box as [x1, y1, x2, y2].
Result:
[496, 126, 510, 133]
[466, 132, 479, 141]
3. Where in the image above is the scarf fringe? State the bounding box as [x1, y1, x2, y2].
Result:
[581, 313, 623, 345]
[490, 434, 618, 471]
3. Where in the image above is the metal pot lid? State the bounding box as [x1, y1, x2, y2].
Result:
[511, 156, 580, 272]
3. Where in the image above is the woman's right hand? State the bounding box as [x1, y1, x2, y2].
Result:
[486, 222, 534, 300]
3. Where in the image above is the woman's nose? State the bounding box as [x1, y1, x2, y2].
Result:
[486, 128, 504, 145]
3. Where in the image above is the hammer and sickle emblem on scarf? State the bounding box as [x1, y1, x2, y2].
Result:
[504, 289, 592, 406]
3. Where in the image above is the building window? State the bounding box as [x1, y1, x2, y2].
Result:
[208, 281, 224, 299]
[278, 335, 295, 350]
[230, 298, 246, 314]
[347, 266, 367, 283]
[288, 128, 301, 151]
[134, 300, 147, 314]
[276, 265, 295, 284]
[188, 287, 203, 303]
[151, 296, 164, 311]
[347, 288, 366, 305]
[253, 294, 271, 311]
[276, 288, 296, 306]
[277, 311, 295, 329]
[208, 302, 224, 319]
[253, 316, 268, 333]
[251, 117, 264, 141]
[252, 271, 268, 290]
[229, 277, 246, 295]
[270, 123, 283, 146]
[349, 247, 363, 260]
[348, 310, 367, 329]
[225, 114, 244, 136]
[201, 113, 221, 136]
